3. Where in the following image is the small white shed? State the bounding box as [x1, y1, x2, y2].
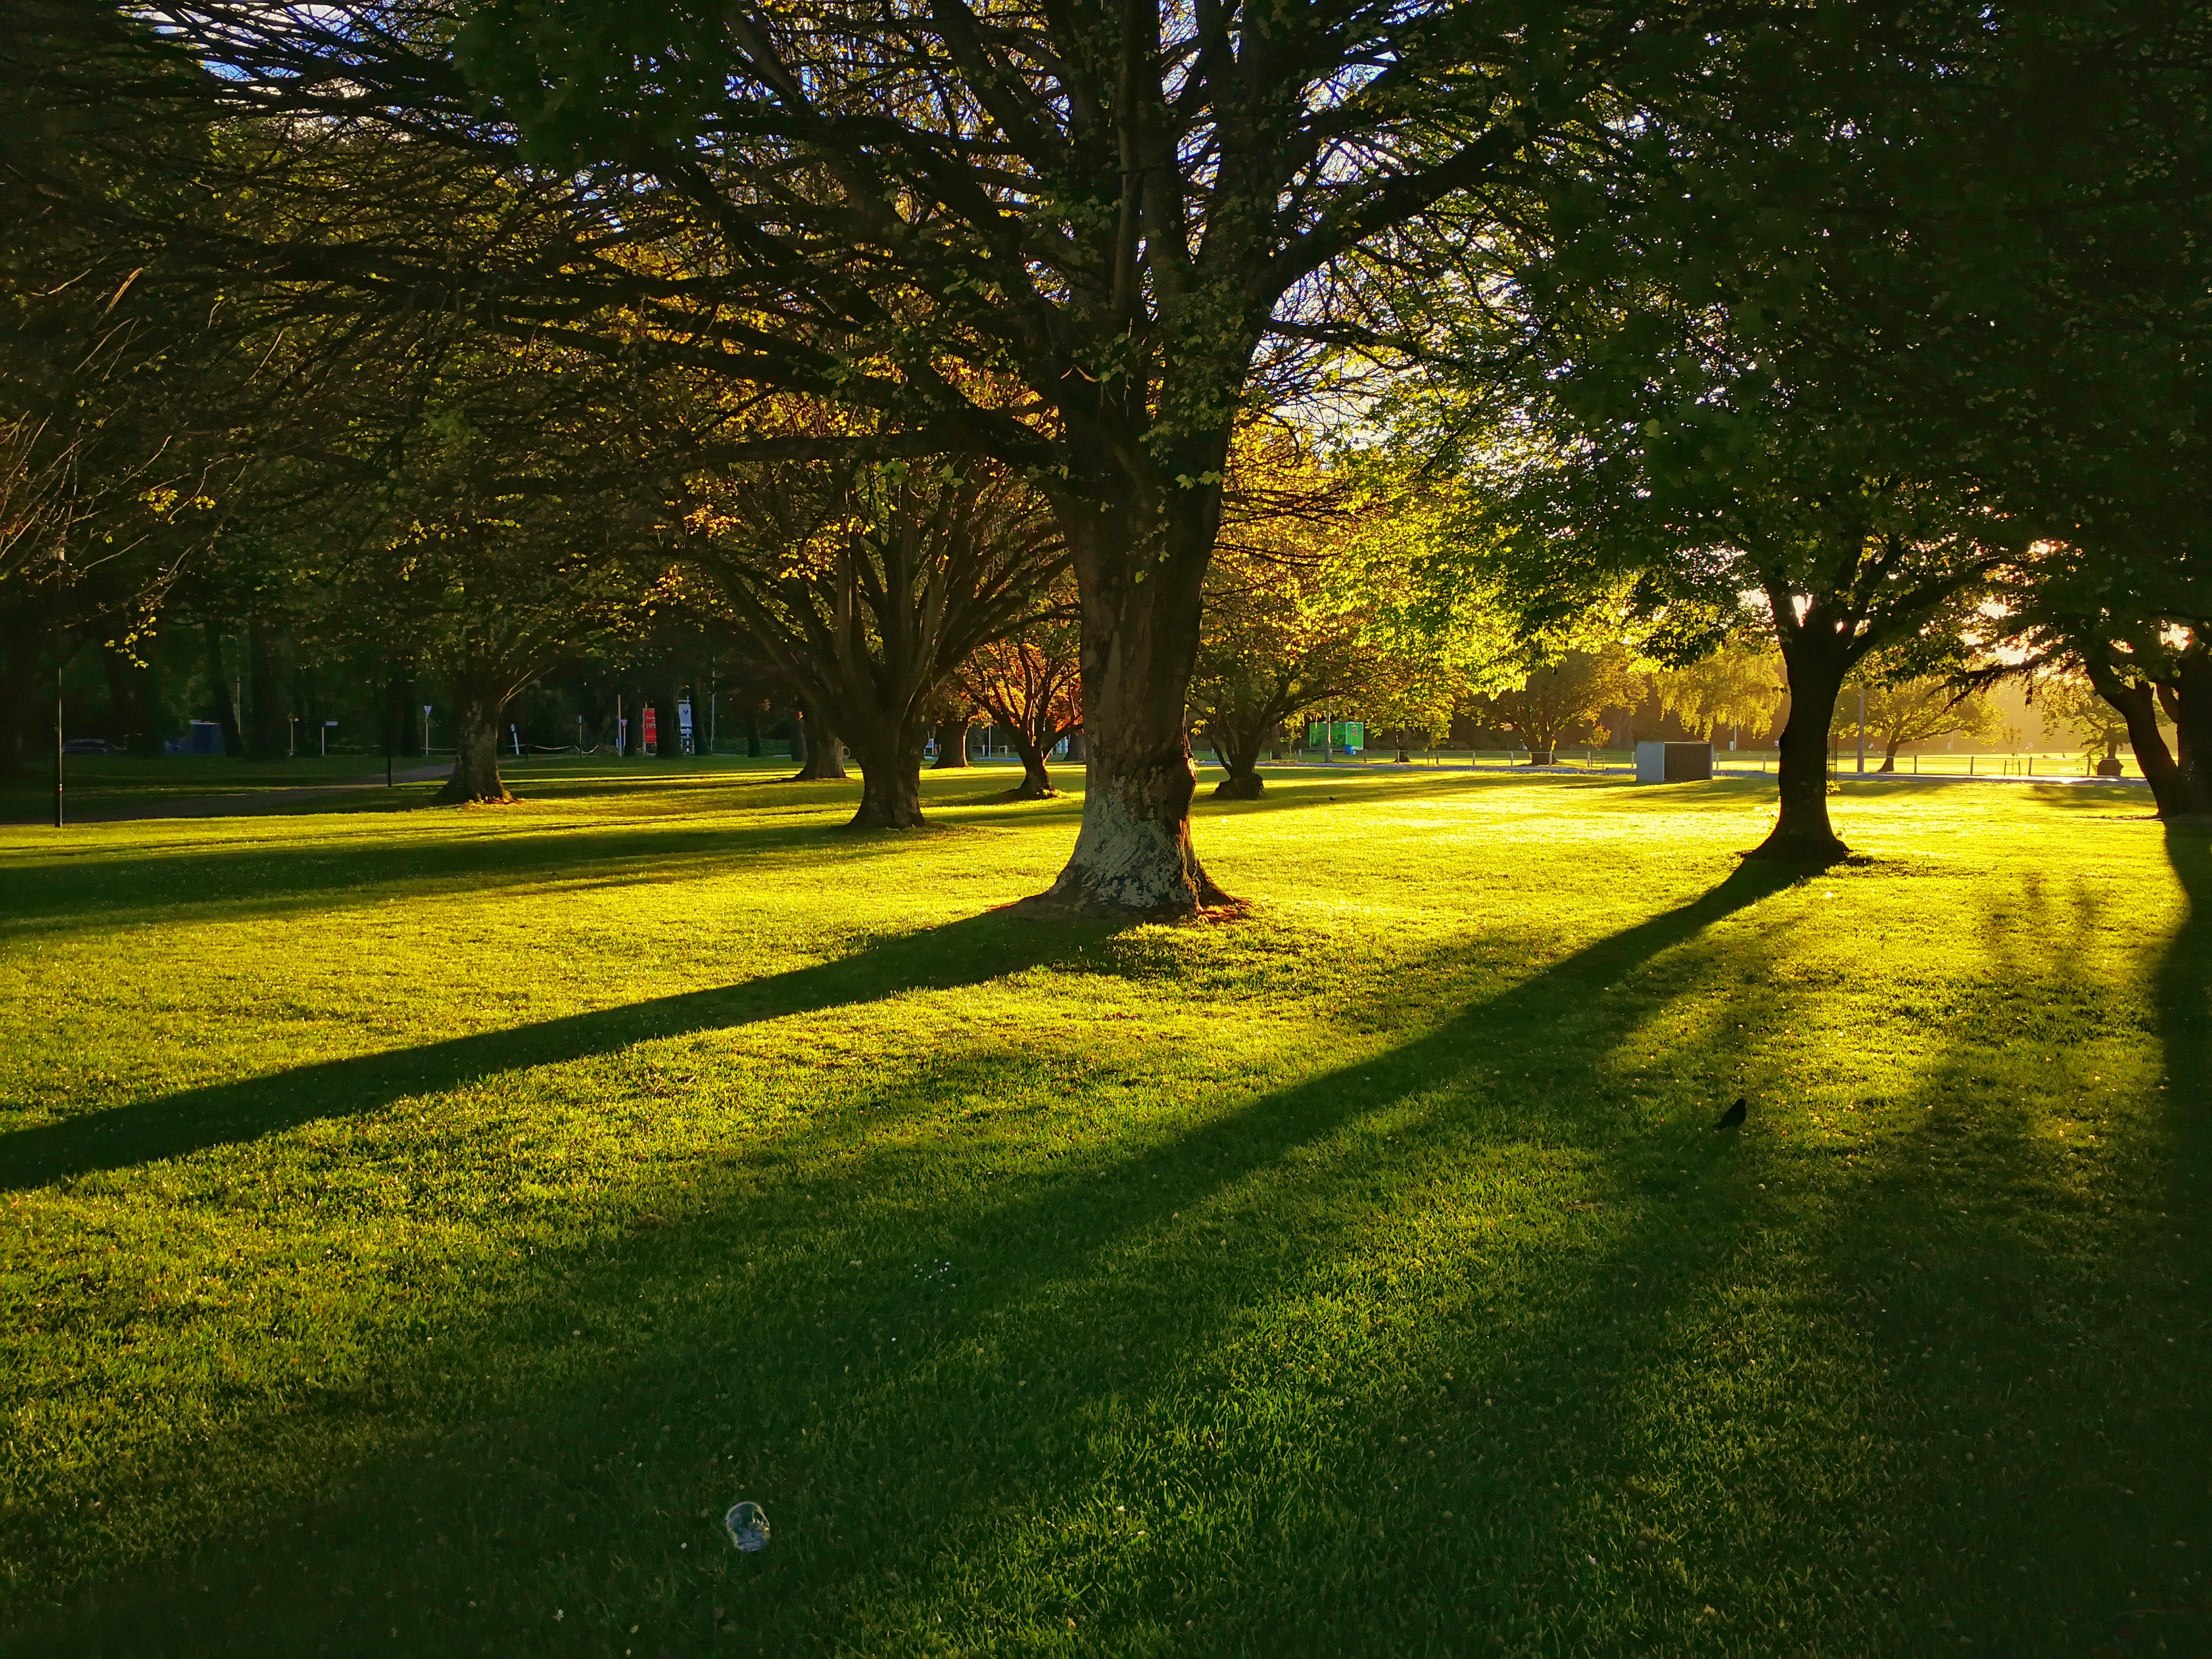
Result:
[1636, 741, 1715, 783]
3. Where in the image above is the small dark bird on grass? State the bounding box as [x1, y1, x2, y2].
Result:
[1714, 1096, 1747, 1130]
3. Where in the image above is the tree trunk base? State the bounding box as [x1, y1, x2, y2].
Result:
[1007, 886, 1248, 924]
[1212, 772, 1264, 799]
[436, 775, 514, 806]
[848, 802, 926, 829]
[1741, 826, 1850, 864]
[998, 784, 1062, 802]
[438, 724, 511, 805]
[1022, 782, 1237, 918]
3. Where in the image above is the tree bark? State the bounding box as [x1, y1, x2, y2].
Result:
[1003, 730, 1058, 799]
[204, 622, 244, 757]
[2086, 665, 2187, 817]
[932, 718, 973, 768]
[849, 739, 926, 827]
[791, 706, 849, 780]
[1878, 735, 1902, 774]
[1027, 504, 1228, 914]
[1748, 637, 1850, 863]
[436, 684, 512, 804]
[2169, 645, 2212, 815]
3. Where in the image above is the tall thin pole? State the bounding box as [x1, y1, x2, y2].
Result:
[1856, 686, 1867, 774]
[54, 661, 64, 829]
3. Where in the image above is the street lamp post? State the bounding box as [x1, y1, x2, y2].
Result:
[53, 661, 64, 830]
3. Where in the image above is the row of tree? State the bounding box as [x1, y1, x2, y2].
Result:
[5, 0, 2208, 905]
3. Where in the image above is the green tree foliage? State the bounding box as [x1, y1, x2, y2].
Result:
[2036, 674, 2133, 773]
[1646, 642, 1785, 747]
[1467, 647, 1637, 763]
[1988, 543, 2212, 819]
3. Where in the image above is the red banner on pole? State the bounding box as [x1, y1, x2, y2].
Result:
[642, 707, 659, 750]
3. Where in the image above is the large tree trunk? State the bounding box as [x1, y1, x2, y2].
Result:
[437, 684, 512, 804]
[2088, 666, 2187, 817]
[1749, 636, 1850, 863]
[849, 733, 926, 828]
[1027, 503, 1227, 914]
[204, 622, 245, 757]
[2169, 645, 2212, 815]
[380, 675, 413, 767]
[932, 718, 972, 768]
[0, 608, 51, 775]
[1878, 734, 1902, 774]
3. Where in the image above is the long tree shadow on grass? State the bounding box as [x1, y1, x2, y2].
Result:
[10, 862, 1802, 1656]
[1736, 826, 2212, 1656]
[35, 836, 2206, 1658]
[0, 909, 1125, 1192]
[0, 807, 948, 938]
[2162, 823, 2211, 1131]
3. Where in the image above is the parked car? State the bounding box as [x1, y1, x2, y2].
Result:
[61, 738, 125, 755]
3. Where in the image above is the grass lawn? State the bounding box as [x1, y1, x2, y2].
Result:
[2, 763, 2206, 1656]
[0, 755, 439, 822]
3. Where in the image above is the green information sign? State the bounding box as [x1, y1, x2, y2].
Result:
[1306, 721, 1365, 752]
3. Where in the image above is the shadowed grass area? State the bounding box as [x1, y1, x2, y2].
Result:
[1, 768, 2206, 1656]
